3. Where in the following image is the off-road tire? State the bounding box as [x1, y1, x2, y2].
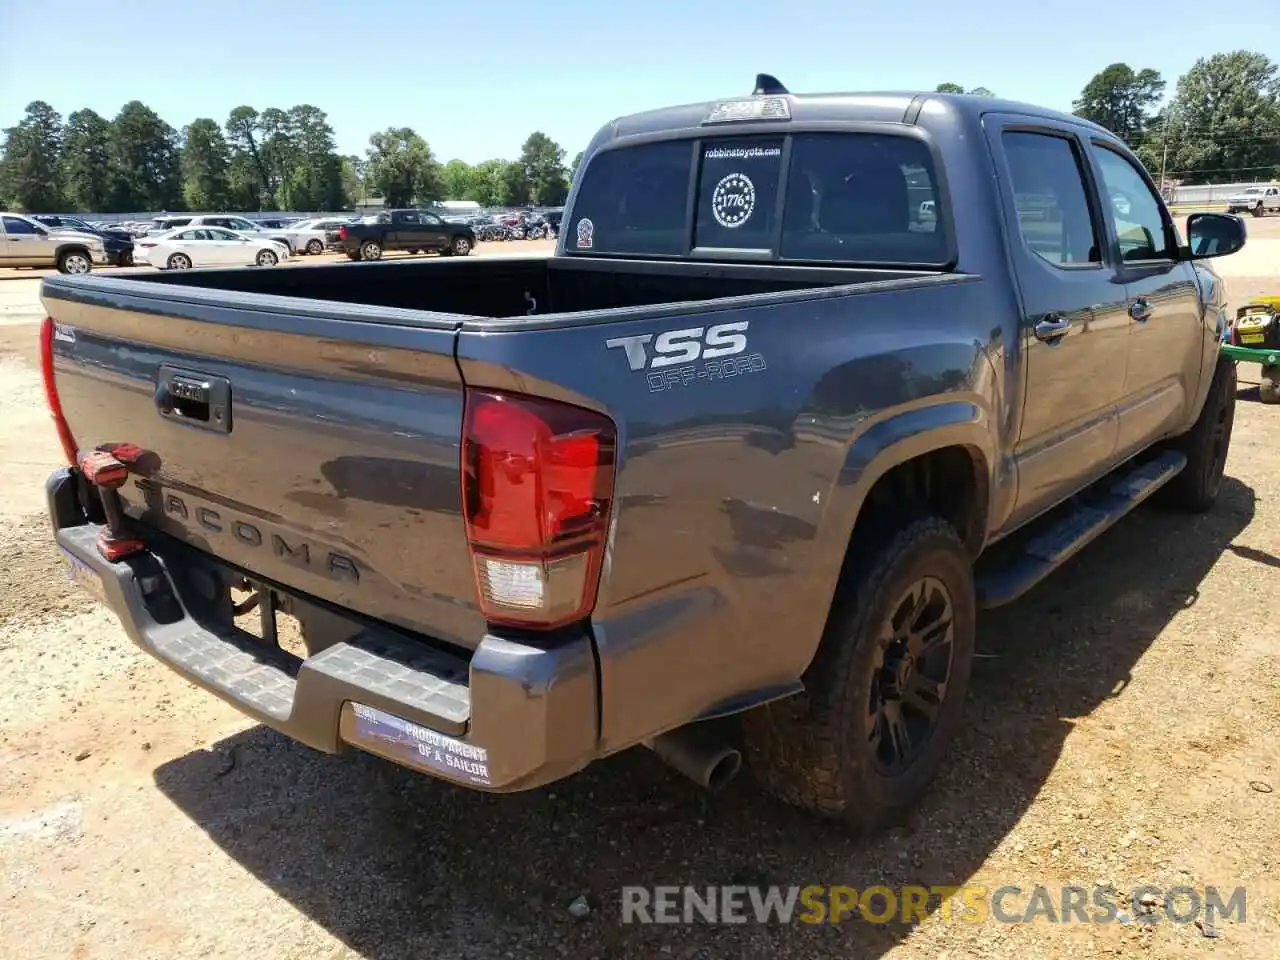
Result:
[741, 517, 975, 831]
[1260, 364, 1280, 405]
[1163, 355, 1236, 511]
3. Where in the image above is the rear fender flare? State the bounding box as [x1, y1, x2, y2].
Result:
[797, 399, 997, 665]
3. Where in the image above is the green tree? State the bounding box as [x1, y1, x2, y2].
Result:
[515, 131, 569, 205]
[1073, 63, 1165, 144]
[109, 101, 182, 210]
[181, 118, 232, 210]
[935, 83, 995, 96]
[442, 158, 479, 200]
[226, 153, 262, 209]
[466, 159, 509, 206]
[340, 155, 367, 206]
[291, 105, 345, 209]
[570, 150, 584, 180]
[61, 109, 112, 212]
[224, 106, 270, 207]
[1148, 51, 1280, 183]
[0, 101, 65, 212]
[500, 159, 531, 206]
[366, 127, 441, 206]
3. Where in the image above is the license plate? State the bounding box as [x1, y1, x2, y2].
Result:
[60, 550, 107, 605]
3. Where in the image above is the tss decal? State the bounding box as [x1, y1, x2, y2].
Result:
[606, 321, 767, 393]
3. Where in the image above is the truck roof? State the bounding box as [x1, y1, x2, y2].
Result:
[600, 86, 1112, 143]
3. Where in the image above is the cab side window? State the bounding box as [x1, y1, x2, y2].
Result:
[1091, 145, 1174, 262]
[2, 216, 39, 235]
[1001, 131, 1101, 267]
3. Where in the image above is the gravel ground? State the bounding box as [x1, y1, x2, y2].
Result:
[0, 268, 1277, 959]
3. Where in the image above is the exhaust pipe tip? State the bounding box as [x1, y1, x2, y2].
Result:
[704, 748, 743, 794]
[645, 720, 743, 793]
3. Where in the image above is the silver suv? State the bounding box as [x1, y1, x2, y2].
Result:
[1, 213, 109, 273]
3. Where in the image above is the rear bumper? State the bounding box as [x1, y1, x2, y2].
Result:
[47, 467, 600, 792]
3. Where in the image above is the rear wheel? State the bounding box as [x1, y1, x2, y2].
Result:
[1260, 364, 1280, 405]
[166, 252, 192, 270]
[306, 239, 323, 255]
[742, 517, 975, 830]
[1163, 354, 1236, 510]
[57, 250, 92, 275]
[360, 240, 382, 261]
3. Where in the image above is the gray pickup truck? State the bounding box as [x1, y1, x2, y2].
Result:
[40, 77, 1247, 830]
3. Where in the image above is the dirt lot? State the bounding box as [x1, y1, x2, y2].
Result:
[0, 258, 1277, 958]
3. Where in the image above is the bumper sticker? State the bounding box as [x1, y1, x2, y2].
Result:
[349, 703, 491, 786]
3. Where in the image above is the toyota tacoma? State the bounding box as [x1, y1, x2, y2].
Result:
[39, 77, 1245, 829]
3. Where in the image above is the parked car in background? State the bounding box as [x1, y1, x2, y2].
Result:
[1225, 185, 1280, 217]
[0, 212, 107, 273]
[334, 209, 476, 260]
[148, 215, 294, 250]
[32, 214, 136, 266]
[134, 226, 290, 270]
[281, 217, 357, 255]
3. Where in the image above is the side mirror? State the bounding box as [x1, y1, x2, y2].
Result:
[1183, 212, 1246, 261]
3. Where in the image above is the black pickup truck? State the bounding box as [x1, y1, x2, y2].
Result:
[333, 208, 477, 260]
[39, 77, 1246, 829]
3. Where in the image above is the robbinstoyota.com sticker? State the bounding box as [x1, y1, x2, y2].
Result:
[575, 217, 594, 249]
[348, 702, 491, 785]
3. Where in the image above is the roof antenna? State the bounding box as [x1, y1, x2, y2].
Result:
[753, 73, 788, 96]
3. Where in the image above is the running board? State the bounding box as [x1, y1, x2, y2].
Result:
[976, 450, 1187, 609]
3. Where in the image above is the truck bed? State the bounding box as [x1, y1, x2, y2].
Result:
[116, 254, 940, 320]
[41, 253, 984, 755]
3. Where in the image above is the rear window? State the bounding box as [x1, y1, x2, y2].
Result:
[567, 132, 947, 265]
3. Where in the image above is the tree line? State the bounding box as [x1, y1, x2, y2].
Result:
[944, 50, 1280, 185]
[0, 101, 577, 215]
[2, 49, 1277, 215]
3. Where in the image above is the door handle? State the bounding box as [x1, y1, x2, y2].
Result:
[1129, 298, 1153, 323]
[1034, 315, 1072, 343]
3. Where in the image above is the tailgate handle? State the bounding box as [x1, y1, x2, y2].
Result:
[155, 366, 232, 434]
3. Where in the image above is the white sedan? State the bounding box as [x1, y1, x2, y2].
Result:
[135, 227, 291, 270]
[280, 217, 356, 255]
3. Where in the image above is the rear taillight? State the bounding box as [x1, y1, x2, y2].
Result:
[39, 317, 79, 465]
[138, 241, 156, 248]
[338, 226, 348, 240]
[461, 389, 616, 629]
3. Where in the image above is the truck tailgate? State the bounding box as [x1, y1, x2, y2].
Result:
[42, 280, 487, 650]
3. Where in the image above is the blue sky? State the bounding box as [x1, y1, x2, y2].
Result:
[1, 0, 1275, 164]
